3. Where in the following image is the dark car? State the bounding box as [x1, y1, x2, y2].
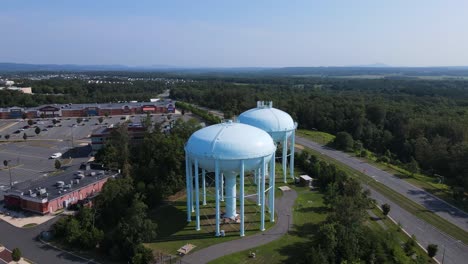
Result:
[47, 125, 54, 128]
[42, 128, 48, 131]
[23, 125, 30, 129]
[14, 130, 21, 134]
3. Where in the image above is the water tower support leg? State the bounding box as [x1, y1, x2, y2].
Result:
[221, 173, 224, 202]
[185, 154, 191, 222]
[261, 157, 266, 231]
[189, 160, 194, 213]
[202, 169, 206, 205]
[269, 153, 275, 222]
[240, 160, 245, 237]
[283, 137, 288, 183]
[215, 161, 220, 236]
[290, 130, 295, 179]
[194, 160, 200, 231]
[254, 169, 257, 185]
[257, 168, 261, 206]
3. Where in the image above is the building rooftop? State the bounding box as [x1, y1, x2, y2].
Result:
[5, 164, 118, 202]
[0, 99, 175, 112]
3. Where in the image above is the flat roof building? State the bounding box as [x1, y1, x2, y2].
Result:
[0, 99, 176, 119]
[3, 165, 118, 215]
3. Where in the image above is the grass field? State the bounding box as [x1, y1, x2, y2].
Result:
[210, 188, 327, 264]
[211, 187, 435, 264]
[146, 171, 285, 258]
[297, 129, 335, 145]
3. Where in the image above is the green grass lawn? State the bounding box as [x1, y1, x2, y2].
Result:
[210, 187, 327, 264]
[146, 179, 278, 257]
[297, 129, 335, 145]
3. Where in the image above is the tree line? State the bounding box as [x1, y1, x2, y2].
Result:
[170, 77, 468, 205]
[0, 78, 166, 107]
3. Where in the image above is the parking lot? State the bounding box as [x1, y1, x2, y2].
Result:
[0, 113, 186, 198]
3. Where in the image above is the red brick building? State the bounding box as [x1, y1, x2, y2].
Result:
[3, 169, 118, 215]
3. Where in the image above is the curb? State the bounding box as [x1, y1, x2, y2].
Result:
[38, 237, 100, 264]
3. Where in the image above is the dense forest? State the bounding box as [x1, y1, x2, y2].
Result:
[0, 78, 166, 107]
[170, 78, 468, 201]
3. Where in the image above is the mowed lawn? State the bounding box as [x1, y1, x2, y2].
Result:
[145, 178, 277, 257]
[210, 188, 327, 264]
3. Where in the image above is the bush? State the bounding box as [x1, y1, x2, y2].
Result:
[12, 248, 21, 261]
[333, 131, 354, 151]
[382, 203, 391, 216]
[427, 244, 438, 258]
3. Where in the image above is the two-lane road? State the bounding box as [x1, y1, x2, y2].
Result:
[296, 136, 468, 232]
[296, 136, 468, 264]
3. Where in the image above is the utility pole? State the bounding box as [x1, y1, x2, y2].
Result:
[3, 160, 12, 188]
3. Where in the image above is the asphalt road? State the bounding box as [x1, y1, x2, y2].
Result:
[295, 136, 468, 232]
[296, 136, 468, 264]
[0, 217, 93, 264]
[183, 189, 297, 264]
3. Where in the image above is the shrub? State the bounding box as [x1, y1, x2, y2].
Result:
[427, 244, 438, 258]
[12, 248, 21, 261]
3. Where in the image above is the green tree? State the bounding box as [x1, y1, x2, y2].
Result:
[21, 112, 27, 120]
[382, 203, 391, 216]
[131, 244, 154, 264]
[406, 157, 420, 176]
[404, 235, 417, 256]
[104, 112, 109, 118]
[27, 119, 33, 126]
[77, 117, 83, 124]
[23, 133, 27, 140]
[12, 248, 21, 261]
[427, 244, 438, 258]
[4, 134, 9, 140]
[98, 116, 104, 124]
[52, 119, 58, 125]
[55, 159, 61, 170]
[35, 126, 41, 135]
[334, 131, 354, 152]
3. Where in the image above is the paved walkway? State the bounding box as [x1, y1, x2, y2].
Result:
[183, 189, 297, 264]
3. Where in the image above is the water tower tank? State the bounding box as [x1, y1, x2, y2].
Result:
[238, 101, 297, 183]
[185, 121, 277, 236]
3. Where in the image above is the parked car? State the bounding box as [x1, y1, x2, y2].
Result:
[42, 128, 48, 131]
[14, 130, 21, 134]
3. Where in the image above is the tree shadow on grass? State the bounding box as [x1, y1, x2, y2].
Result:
[295, 206, 329, 214]
[289, 222, 320, 238]
[277, 240, 311, 264]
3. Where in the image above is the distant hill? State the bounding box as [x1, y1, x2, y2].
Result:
[1, 62, 468, 77]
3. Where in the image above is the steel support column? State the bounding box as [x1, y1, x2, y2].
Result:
[194, 160, 200, 231]
[240, 160, 245, 237]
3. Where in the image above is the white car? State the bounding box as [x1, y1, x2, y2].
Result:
[50, 153, 62, 159]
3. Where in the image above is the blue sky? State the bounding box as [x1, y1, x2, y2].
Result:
[0, 0, 467, 67]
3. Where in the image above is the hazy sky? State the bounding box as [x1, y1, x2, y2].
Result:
[1, 0, 467, 67]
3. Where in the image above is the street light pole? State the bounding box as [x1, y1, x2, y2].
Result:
[3, 160, 12, 188]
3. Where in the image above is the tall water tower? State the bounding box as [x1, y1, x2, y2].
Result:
[185, 121, 277, 237]
[238, 101, 297, 183]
